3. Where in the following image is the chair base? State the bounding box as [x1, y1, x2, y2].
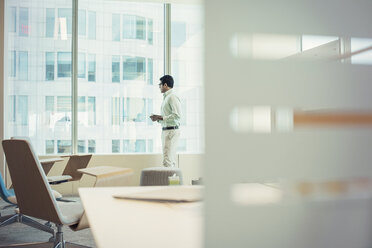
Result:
[0, 242, 89, 248]
[0, 214, 54, 236]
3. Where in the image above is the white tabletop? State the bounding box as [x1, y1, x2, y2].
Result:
[79, 186, 203, 248]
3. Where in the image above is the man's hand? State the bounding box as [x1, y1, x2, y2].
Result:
[150, 114, 163, 122]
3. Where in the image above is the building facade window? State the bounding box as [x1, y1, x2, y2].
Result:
[88, 11, 96, 39]
[147, 19, 153, 45]
[9, 95, 29, 125]
[111, 97, 121, 125]
[58, 52, 71, 78]
[9, 7, 16, 33]
[78, 140, 85, 153]
[88, 54, 96, 82]
[45, 140, 55, 154]
[9, 51, 16, 77]
[79, 10, 86, 36]
[19, 7, 29, 36]
[88, 140, 96, 153]
[45, 96, 54, 112]
[78, 53, 86, 78]
[112, 14, 120, 41]
[112, 55, 120, 82]
[122, 56, 145, 81]
[46, 52, 55, 81]
[46, 8, 55, 37]
[18, 51, 28, 80]
[58, 8, 72, 34]
[112, 140, 120, 153]
[58, 140, 71, 154]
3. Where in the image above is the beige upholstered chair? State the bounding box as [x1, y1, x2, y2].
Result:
[2, 139, 89, 248]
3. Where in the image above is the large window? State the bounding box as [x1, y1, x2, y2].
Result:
[6, 0, 203, 155]
[171, 4, 204, 153]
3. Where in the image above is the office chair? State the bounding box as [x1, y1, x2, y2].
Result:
[2, 139, 89, 247]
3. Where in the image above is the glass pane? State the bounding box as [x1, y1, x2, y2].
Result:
[5, 0, 72, 155]
[79, 0, 164, 153]
[58, 8, 72, 34]
[147, 19, 153, 45]
[19, 51, 28, 80]
[88, 97, 96, 125]
[123, 56, 145, 81]
[112, 55, 120, 82]
[9, 51, 16, 77]
[45, 140, 55, 154]
[88, 11, 96, 39]
[88, 140, 96, 153]
[78, 140, 85, 153]
[46, 52, 55, 80]
[46, 8, 55, 37]
[112, 14, 120, 41]
[45, 96, 54, 112]
[19, 7, 29, 36]
[78, 53, 86, 78]
[58, 52, 71, 78]
[135, 139, 146, 152]
[112, 140, 120, 153]
[171, 4, 204, 153]
[123, 15, 136, 39]
[136, 16, 146, 40]
[79, 10, 86, 36]
[88, 54, 96, 82]
[58, 140, 71, 154]
[8, 6, 16, 32]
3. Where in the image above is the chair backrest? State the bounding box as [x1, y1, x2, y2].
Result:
[0, 172, 14, 204]
[62, 154, 92, 181]
[2, 139, 62, 224]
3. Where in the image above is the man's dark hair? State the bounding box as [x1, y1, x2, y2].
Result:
[159, 75, 174, 88]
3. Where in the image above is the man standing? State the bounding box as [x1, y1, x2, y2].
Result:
[150, 75, 181, 167]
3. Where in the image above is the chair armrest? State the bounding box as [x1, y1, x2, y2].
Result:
[78, 166, 133, 179]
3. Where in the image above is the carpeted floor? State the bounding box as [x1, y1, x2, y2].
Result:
[0, 197, 96, 248]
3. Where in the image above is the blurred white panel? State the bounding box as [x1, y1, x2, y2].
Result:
[205, 0, 372, 247]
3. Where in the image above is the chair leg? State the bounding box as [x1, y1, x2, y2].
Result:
[0, 214, 18, 227]
[20, 214, 55, 236]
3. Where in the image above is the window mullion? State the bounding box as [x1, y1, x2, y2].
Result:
[71, 0, 78, 154]
[164, 3, 171, 75]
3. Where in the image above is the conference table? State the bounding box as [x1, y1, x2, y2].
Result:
[79, 186, 203, 248]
